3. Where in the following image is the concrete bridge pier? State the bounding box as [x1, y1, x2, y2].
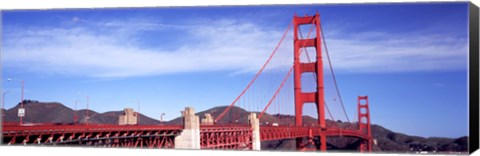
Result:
[174, 107, 200, 149]
[173, 107, 261, 150]
[249, 113, 261, 150]
[201, 113, 214, 125]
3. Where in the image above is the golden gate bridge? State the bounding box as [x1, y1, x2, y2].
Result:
[1, 12, 373, 152]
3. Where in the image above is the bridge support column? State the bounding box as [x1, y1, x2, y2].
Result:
[357, 96, 372, 152]
[296, 138, 302, 150]
[249, 113, 261, 150]
[174, 107, 200, 149]
[320, 133, 326, 151]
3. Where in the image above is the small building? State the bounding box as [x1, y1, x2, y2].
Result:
[118, 108, 137, 125]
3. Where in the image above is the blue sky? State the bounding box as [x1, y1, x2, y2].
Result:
[1, 2, 469, 138]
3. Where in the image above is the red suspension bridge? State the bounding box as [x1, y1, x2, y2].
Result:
[1, 12, 373, 152]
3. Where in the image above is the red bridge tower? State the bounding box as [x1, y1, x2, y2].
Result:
[358, 96, 372, 152]
[293, 12, 327, 151]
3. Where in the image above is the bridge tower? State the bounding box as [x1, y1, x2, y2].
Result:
[357, 96, 372, 152]
[293, 12, 327, 151]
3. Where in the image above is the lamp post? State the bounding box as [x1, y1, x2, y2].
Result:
[160, 113, 165, 125]
[86, 95, 89, 125]
[74, 100, 82, 124]
[7, 78, 24, 125]
[2, 90, 10, 118]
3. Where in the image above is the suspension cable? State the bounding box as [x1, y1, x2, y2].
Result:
[319, 19, 350, 122]
[258, 18, 315, 119]
[325, 101, 335, 121]
[214, 20, 294, 122]
[258, 66, 293, 119]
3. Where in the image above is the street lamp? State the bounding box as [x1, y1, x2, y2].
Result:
[78, 92, 89, 125]
[2, 90, 10, 117]
[131, 101, 140, 125]
[7, 78, 24, 125]
[73, 100, 82, 124]
[160, 113, 165, 125]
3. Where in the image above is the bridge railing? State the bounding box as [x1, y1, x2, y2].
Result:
[200, 125, 252, 149]
[259, 126, 310, 141]
[1, 123, 184, 146]
[258, 125, 369, 141]
[2, 124, 183, 136]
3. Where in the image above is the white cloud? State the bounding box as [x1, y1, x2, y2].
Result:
[3, 18, 283, 78]
[322, 30, 468, 73]
[2, 17, 468, 79]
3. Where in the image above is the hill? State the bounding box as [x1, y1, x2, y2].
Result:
[2, 100, 160, 125]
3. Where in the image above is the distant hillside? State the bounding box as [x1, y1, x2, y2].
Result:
[1, 101, 468, 153]
[166, 105, 332, 126]
[2, 100, 160, 125]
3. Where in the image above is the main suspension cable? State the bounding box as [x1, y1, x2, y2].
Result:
[215, 20, 294, 122]
[319, 19, 350, 122]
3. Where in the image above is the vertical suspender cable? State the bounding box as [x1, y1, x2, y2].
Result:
[319, 20, 350, 122]
[214, 20, 294, 122]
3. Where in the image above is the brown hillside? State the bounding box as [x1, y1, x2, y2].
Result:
[2, 100, 160, 125]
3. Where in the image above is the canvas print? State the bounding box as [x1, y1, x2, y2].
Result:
[0, 2, 473, 154]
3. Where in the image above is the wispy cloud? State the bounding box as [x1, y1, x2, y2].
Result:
[3, 18, 281, 78]
[323, 28, 468, 73]
[2, 16, 468, 78]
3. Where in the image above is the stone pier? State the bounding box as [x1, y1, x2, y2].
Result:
[201, 113, 214, 125]
[174, 107, 200, 149]
[249, 113, 261, 150]
[174, 108, 260, 150]
[118, 108, 137, 125]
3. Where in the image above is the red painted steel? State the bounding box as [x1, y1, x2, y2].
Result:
[1, 122, 371, 149]
[293, 12, 326, 129]
[357, 96, 372, 152]
[2, 124, 181, 148]
[293, 12, 328, 151]
[200, 125, 252, 149]
[259, 126, 369, 141]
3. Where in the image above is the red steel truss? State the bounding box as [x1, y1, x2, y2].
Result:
[260, 126, 369, 142]
[2, 110, 371, 150]
[200, 125, 253, 150]
[2, 124, 181, 148]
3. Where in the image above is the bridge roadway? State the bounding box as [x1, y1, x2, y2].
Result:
[1, 123, 368, 150]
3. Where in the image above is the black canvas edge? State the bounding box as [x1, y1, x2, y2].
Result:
[0, 10, 3, 146]
[469, 1, 479, 154]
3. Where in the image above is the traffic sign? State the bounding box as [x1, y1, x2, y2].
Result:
[18, 108, 25, 117]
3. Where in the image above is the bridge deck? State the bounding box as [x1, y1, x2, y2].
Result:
[2, 123, 368, 146]
[259, 126, 369, 141]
